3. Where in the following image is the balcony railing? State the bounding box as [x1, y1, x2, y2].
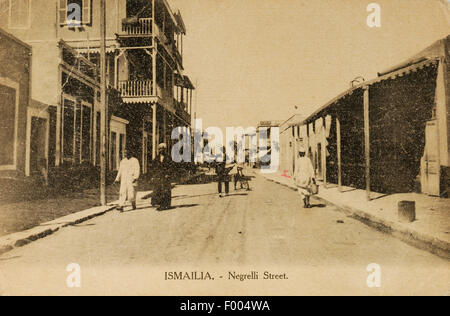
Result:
[121, 18, 153, 36]
[174, 99, 191, 123]
[118, 80, 177, 114]
[118, 80, 153, 97]
[174, 47, 183, 65]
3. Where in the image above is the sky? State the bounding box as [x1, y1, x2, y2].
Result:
[169, 0, 449, 130]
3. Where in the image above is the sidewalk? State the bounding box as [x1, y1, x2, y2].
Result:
[0, 185, 120, 238]
[0, 170, 206, 255]
[259, 170, 450, 259]
[0, 188, 158, 256]
[0, 204, 116, 255]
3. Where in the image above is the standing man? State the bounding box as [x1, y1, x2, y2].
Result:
[215, 147, 235, 198]
[152, 143, 173, 211]
[294, 145, 316, 208]
[115, 149, 141, 212]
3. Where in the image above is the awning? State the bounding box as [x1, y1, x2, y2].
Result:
[174, 10, 186, 35]
[299, 57, 440, 125]
[174, 73, 195, 89]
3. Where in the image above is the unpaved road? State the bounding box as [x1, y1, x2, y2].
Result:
[0, 175, 448, 295]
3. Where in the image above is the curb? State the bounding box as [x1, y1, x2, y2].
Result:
[0, 204, 117, 256]
[261, 175, 450, 260]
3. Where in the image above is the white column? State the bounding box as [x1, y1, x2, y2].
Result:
[152, 103, 157, 160]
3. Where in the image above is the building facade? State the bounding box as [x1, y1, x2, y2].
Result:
[0, 28, 31, 178]
[279, 114, 307, 175]
[256, 120, 281, 168]
[0, 0, 194, 177]
[280, 35, 450, 198]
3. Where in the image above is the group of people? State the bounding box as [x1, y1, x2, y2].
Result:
[114, 141, 317, 211]
[214, 156, 251, 198]
[115, 143, 173, 212]
[212, 143, 316, 208]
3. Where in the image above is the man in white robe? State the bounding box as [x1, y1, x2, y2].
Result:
[294, 145, 316, 208]
[115, 150, 140, 212]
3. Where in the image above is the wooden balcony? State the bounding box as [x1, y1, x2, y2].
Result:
[118, 80, 153, 98]
[121, 18, 153, 36]
[174, 99, 191, 124]
[118, 80, 175, 113]
[157, 84, 174, 106]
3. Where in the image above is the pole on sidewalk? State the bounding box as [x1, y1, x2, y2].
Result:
[336, 116, 342, 192]
[363, 86, 371, 201]
[152, 104, 157, 160]
[321, 118, 327, 189]
[100, 0, 108, 206]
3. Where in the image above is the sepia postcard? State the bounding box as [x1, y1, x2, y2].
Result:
[0, 0, 449, 300]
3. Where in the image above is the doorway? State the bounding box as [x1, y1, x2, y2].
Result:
[421, 120, 440, 196]
[26, 108, 49, 177]
[30, 117, 47, 174]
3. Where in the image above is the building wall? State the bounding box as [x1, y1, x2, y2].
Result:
[0, 30, 31, 176]
[0, 0, 60, 106]
[0, 1, 125, 42]
[0, 0, 191, 174]
[445, 41, 450, 168]
[279, 126, 294, 175]
[109, 116, 128, 171]
[0, 0, 129, 106]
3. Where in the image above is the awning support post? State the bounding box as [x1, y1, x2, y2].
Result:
[337, 116, 342, 192]
[364, 86, 371, 201]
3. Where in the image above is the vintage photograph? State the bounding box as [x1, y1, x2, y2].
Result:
[0, 0, 449, 297]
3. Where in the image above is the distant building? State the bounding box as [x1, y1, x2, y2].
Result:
[256, 120, 281, 168]
[278, 114, 307, 175]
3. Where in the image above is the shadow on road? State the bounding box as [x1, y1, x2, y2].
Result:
[0, 256, 21, 262]
[310, 203, 327, 208]
[172, 195, 189, 199]
[119, 203, 201, 214]
[70, 223, 96, 227]
[172, 193, 219, 200]
[223, 193, 249, 198]
[160, 204, 200, 212]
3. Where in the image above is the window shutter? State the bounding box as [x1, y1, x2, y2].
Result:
[82, 0, 91, 25]
[59, 0, 67, 25]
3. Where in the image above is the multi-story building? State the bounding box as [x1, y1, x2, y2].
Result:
[0, 28, 31, 178]
[0, 0, 195, 177]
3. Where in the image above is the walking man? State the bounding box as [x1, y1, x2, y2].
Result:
[215, 147, 235, 197]
[293, 145, 316, 208]
[115, 149, 141, 212]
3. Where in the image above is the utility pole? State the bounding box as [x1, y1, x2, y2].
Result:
[100, 0, 107, 206]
